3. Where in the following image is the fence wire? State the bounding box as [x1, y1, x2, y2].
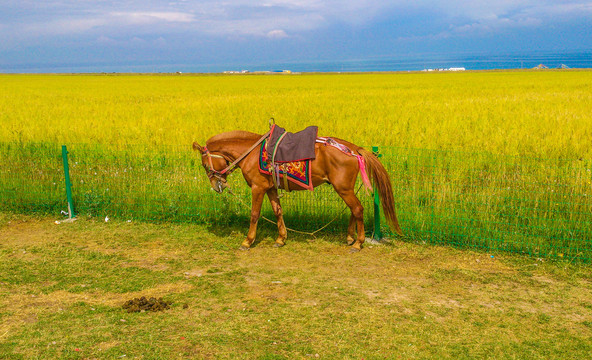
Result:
[1, 142, 590, 261]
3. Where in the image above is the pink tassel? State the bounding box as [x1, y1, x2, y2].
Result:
[357, 155, 373, 191]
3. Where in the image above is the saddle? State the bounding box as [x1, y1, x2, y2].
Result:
[259, 124, 372, 192]
[258, 124, 318, 192]
[266, 124, 318, 163]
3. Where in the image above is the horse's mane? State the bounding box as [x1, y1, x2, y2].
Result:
[206, 130, 261, 150]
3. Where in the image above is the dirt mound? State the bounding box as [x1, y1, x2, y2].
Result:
[122, 296, 172, 313]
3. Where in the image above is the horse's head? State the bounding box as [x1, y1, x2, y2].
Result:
[192, 141, 229, 193]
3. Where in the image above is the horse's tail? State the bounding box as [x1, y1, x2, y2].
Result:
[358, 148, 404, 236]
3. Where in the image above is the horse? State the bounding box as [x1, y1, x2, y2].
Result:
[192, 130, 403, 251]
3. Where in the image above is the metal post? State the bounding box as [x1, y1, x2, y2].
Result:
[372, 146, 382, 240]
[62, 145, 75, 219]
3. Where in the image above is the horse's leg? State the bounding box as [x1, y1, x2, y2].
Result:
[346, 214, 356, 246]
[267, 188, 287, 247]
[336, 189, 365, 252]
[240, 186, 266, 250]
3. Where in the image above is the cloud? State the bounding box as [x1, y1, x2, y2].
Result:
[266, 29, 289, 39]
[3, 0, 592, 42]
[110, 11, 195, 24]
[130, 36, 148, 46]
[95, 35, 168, 48]
[2, 0, 592, 65]
[400, 1, 592, 41]
[97, 35, 118, 45]
[154, 36, 167, 46]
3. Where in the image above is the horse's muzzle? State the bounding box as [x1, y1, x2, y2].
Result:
[212, 179, 228, 193]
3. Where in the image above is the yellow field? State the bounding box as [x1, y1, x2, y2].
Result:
[1, 71, 591, 159]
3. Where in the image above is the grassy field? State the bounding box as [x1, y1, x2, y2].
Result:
[1, 71, 591, 260]
[1, 71, 591, 158]
[0, 72, 590, 359]
[1, 213, 591, 359]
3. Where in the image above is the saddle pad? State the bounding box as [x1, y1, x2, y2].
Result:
[267, 124, 318, 163]
[259, 139, 314, 191]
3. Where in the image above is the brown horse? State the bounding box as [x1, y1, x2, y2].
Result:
[192, 130, 403, 251]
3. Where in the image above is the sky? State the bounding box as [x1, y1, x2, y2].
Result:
[1, 0, 592, 72]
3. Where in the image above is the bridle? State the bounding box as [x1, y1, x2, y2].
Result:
[200, 130, 272, 191]
[201, 147, 231, 179]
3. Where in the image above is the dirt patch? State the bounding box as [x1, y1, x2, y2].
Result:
[0, 218, 56, 246]
[122, 296, 172, 312]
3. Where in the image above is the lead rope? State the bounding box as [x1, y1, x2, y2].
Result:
[225, 183, 364, 238]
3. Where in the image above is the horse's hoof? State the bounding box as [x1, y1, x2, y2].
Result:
[347, 238, 356, 246]
[273, 242, 285, 248]
[349, 247, 361, 253]
[239, 245, 250, 251]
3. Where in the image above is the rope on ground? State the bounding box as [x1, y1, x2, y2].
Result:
[225, 184, 364, 238]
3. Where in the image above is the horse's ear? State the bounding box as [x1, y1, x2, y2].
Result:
[192, 142, 203, 152]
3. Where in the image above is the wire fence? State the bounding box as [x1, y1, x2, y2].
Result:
[1, 142, 590, 262]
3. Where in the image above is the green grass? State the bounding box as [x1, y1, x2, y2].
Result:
[2, 141, 590, 260]
[0, 213, 591, 359]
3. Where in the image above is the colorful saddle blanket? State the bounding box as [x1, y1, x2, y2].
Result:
[259, 139, 313, 191]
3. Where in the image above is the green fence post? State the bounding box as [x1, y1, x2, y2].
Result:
[62, 145, 75, 219]
[372, 146, 382, 240]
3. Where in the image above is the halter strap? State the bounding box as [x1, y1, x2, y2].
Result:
[202, 130, 272, 179]
[202, 147, 225, 174]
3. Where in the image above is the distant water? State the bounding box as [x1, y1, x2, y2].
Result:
[278, 50, 592, 73]
[2, 50, 591, 73]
